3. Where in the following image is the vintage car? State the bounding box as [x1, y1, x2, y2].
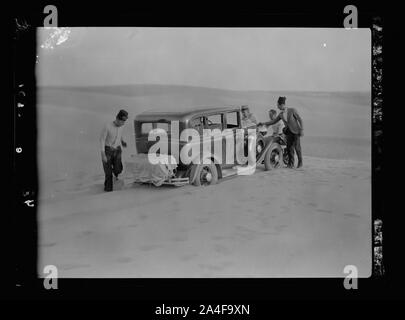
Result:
[131, 106, 284, 186]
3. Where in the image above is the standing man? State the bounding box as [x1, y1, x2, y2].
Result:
[100, 109, 128, 192]
[241, 105, 257, 128]
[259, 97, 303, 168]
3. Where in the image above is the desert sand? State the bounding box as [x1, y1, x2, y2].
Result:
[37, 85, 371, 277]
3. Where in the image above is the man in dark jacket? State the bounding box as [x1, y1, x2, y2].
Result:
[259, 97, 303, 168]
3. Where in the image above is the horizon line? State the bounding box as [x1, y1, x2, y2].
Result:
[38, 83, 371, 93]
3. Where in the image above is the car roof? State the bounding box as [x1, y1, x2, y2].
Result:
[135, 106, 241, 122]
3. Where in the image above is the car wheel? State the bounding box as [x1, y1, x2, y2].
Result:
[283, 148, 290, 167]
[190, 163, 218, 186]
[256, 138, 264, 157]
[264, 143, 283, 170]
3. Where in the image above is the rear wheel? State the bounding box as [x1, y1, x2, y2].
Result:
[190, 163, 218, 186]
[264, 143, 283, 170]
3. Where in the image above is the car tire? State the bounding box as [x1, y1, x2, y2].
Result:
[264, 143, 283, 171]
[256, 137, 265, 162]
[190, 163, 218, 186]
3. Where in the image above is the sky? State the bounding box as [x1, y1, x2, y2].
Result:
[37, 27, 371, 92]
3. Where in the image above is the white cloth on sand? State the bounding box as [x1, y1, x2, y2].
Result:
[128, 154, 177, 186]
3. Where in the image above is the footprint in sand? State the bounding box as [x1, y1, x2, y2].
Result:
[139, 244, 163, 252]
[116, 257, 133, 264]
[113, 180, 125, 190]
[211, 235, 228, 241]
[171, 201, 181, 212]
[59, 263, 91, 271]
[274, 224, 288, 232]
[77, 230, 94, 237]
[170, 234, 188, 242]
[41, 242, 57, 248]
[74, 171, 87, 179]
[257, 217, 271, 228]
[344, 213, 361, 219]
[316, 208, 333, 214]
[93, 174, 104, 180]
[199, 261, 233, 274]
[75, 181, 85, 188]
[233, 226, 256, 241]
[199, 194, 210, 200]
[138, 214, 148, 221]
[213, 244, 233, 255]
[290, 198, 302, 206]
[235, 225, 252, 232]
[180, 253, 199, 261]
[198, 263, 226, 272]
[258, 230, 278, 236]
[178, 226, 191, 233]
[196, 217, 210, 224]
[80, 184, 103, 194]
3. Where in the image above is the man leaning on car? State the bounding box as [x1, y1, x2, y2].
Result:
[258, 97, 303, 169]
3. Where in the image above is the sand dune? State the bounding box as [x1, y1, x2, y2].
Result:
[38, 156, 371, 277]
[37, 85, 371, 277]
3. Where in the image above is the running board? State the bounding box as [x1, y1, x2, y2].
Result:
[163, 177, 190, 187]
[221, 168, 238, 178]
[222, 164, 264, 179]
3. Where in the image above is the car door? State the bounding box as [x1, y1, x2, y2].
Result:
[224, 111, 241, 167]
[204, 113, 224, 165]
[188, 116, 205, 164]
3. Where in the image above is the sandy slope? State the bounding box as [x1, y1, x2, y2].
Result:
[37, 86, 371, 277]
[37, 86, 371, 200]
[38, 156, 371, 277]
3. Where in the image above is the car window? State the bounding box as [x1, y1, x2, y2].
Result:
[190, 117, 204, 134]
[141, 123, 153, 135]
[226, 112, 239, 128]
[141, 122, 170, 135]
[155, 122, 170, 133]
[206, 114, 223, 130]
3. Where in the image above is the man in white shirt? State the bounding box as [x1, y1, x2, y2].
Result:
[268, 109, 285, 136]
[100, 109, 128, 192]
[241, 105, 257, 128]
